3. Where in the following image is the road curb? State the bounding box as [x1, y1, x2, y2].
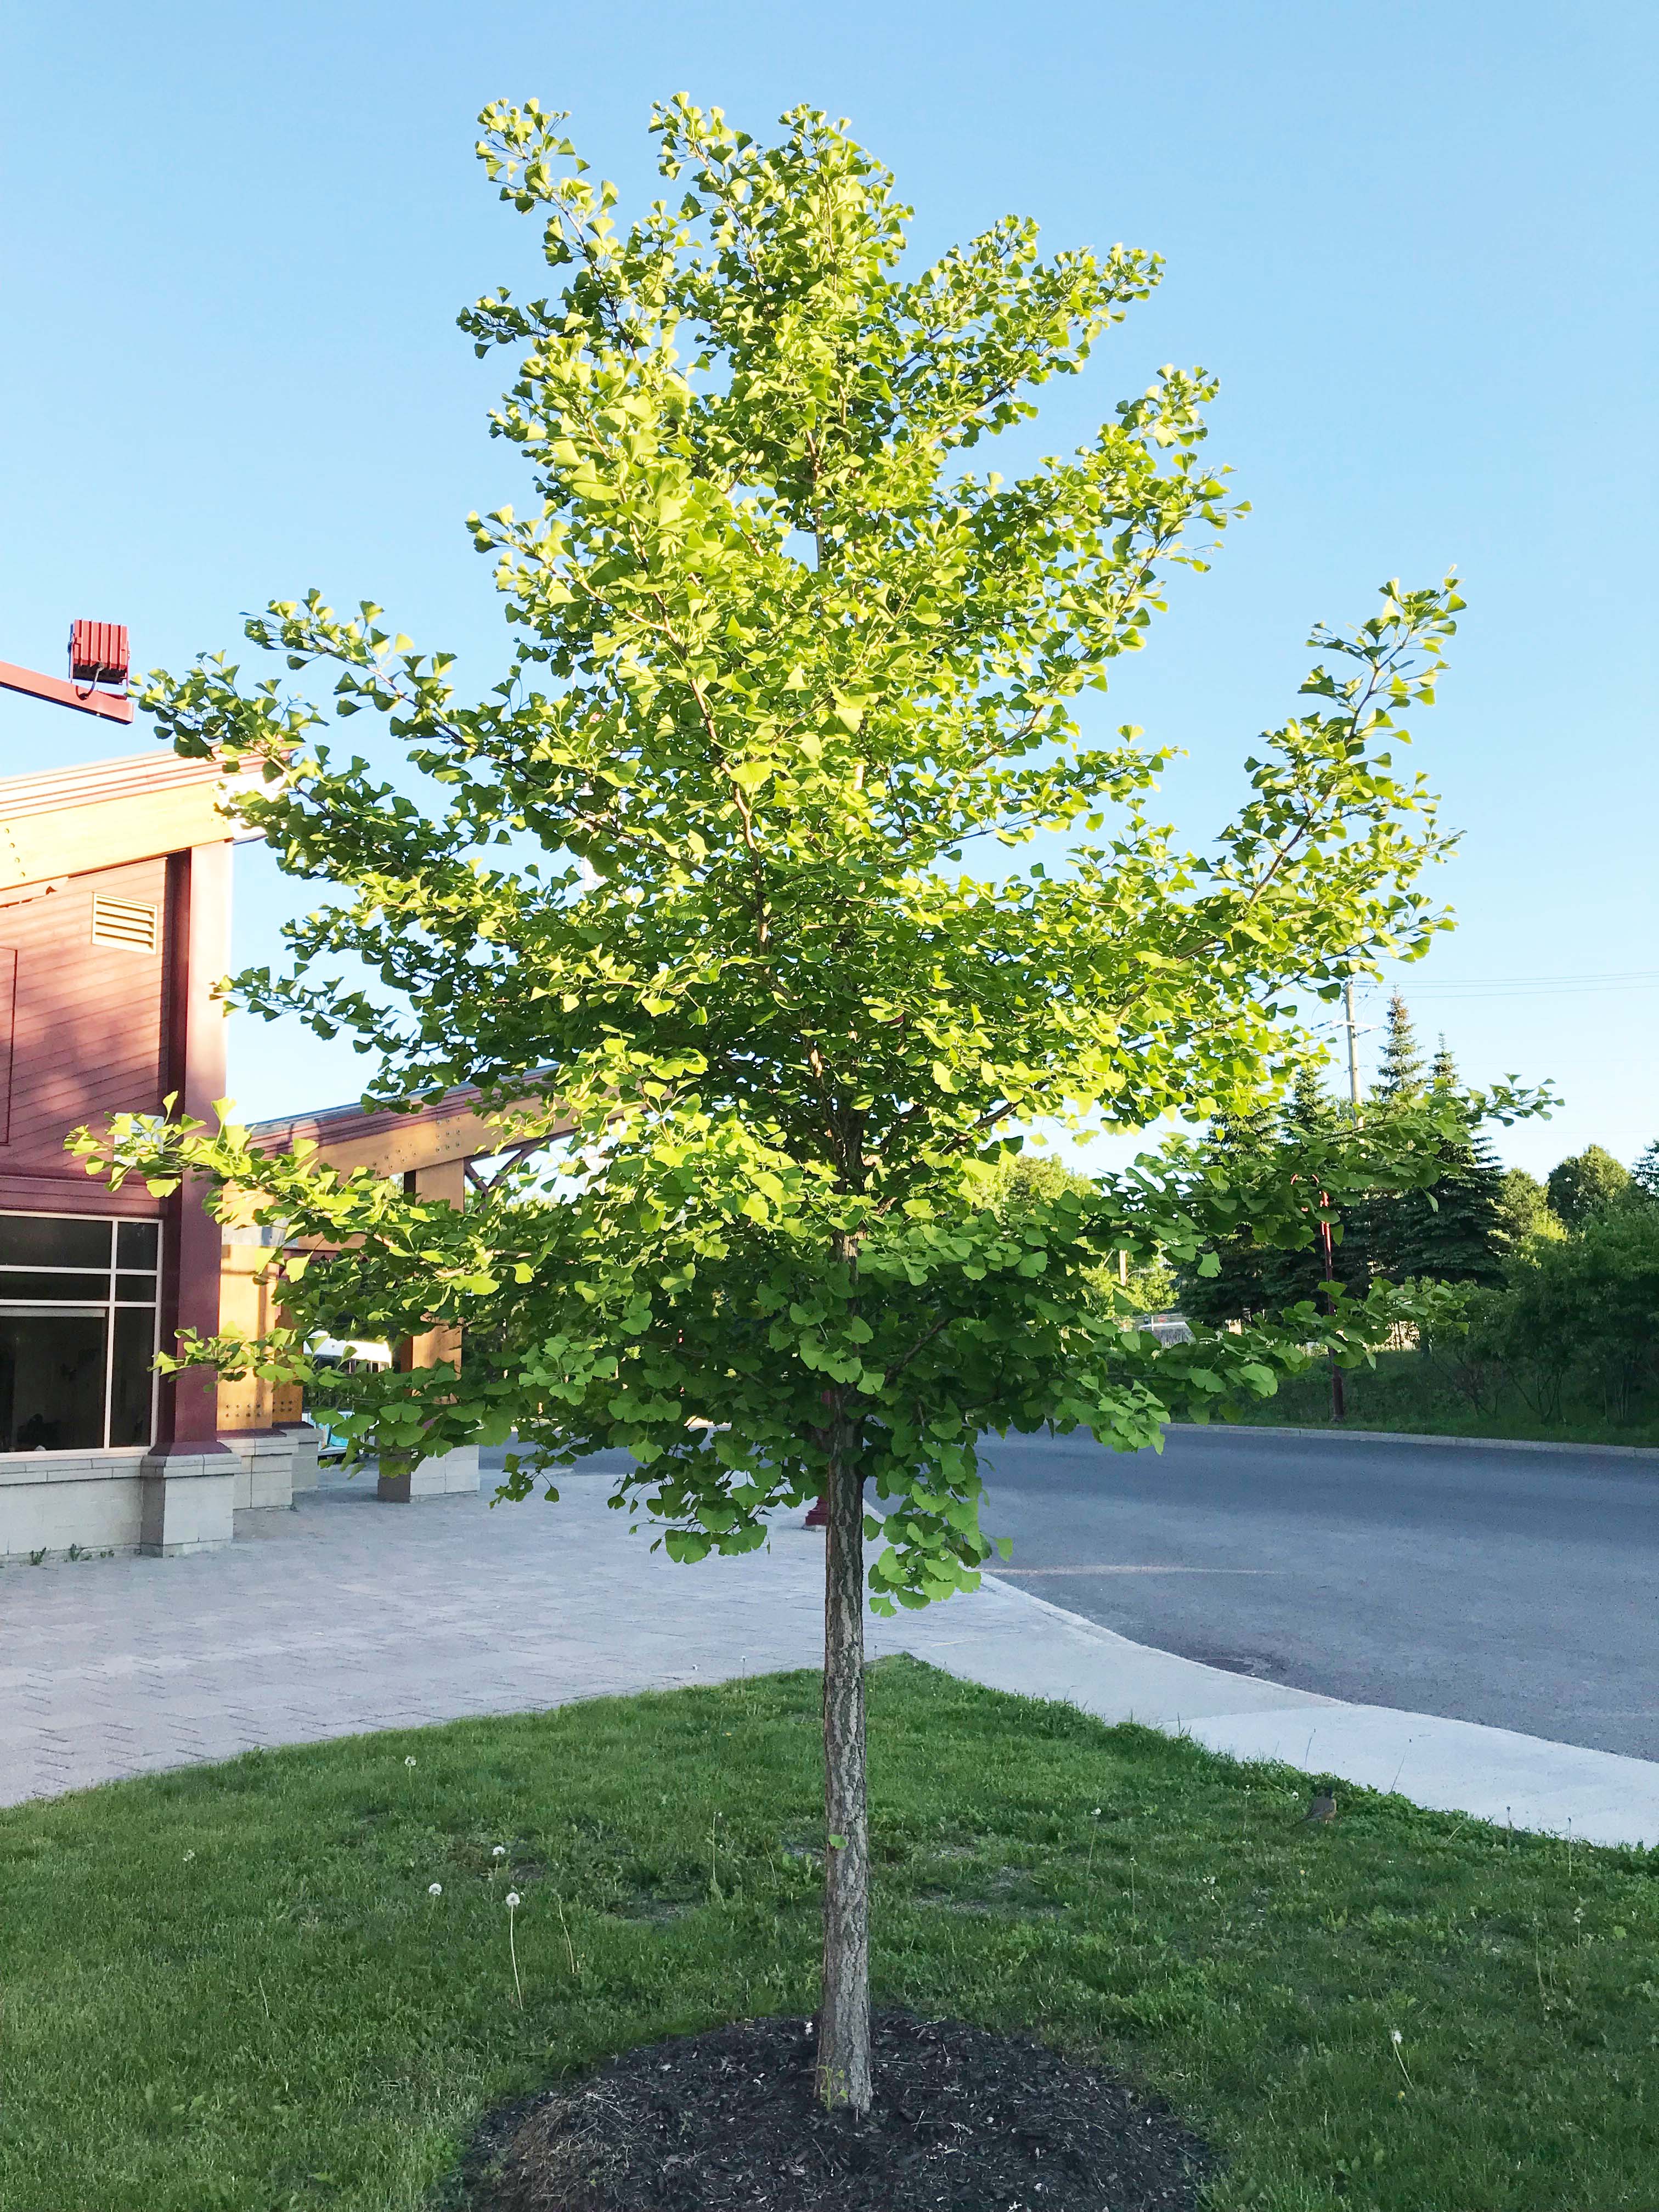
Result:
[972, 1573, 1659, 1846]
[1169, 1422, 1659, 1465]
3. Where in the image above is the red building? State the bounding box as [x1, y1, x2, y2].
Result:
[0, 742, 285, 1555]
[0, 632, 498, 1559]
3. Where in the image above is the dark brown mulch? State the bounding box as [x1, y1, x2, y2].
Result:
[458, 2010, 1213, 2211]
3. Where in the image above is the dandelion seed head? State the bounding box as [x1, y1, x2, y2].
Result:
[506, 1892, 521, 1909]
[183, 1849, 195, 1863]
[428, 1882, 443, 1897]
[405, 1757, 417, 1768]
[1390, 2028, 1402, 2045]
[492, 1845, 507, 1859]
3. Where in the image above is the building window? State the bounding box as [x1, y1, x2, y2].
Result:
[0, 1213, 160, 1452]
[90, 896, 160, 954]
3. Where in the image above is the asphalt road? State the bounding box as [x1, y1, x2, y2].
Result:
[975, 1426, 1659, 1762]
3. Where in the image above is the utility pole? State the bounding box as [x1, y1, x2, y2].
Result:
[1319, 1203, 1346, 1423]
[1324, 975, 1365, 1423]
[1342, 978, 1362, 1111]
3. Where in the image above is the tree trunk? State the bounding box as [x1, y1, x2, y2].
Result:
[816, 1414, 872, 2111]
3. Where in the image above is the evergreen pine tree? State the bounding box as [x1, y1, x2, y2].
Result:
[1177, 1069, 1372, 1322]
[1373, 990, 1426, 1103]
[1404, 1040, 1505, 1283]
[1365, 1024, 1505, 1284]
[1262, 1065, 1365, 1307]
[1354, 996, 1422, 1286]
[1175, 1102, 1278, 1325]
[1633, 1141, 1659, 1204]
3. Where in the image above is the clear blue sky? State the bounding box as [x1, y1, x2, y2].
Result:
[2, 1, 1654, 1177]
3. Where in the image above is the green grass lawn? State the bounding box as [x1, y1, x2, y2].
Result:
[4, 1658, 1657, 2211]
[1186, 1348, 1659, 1451]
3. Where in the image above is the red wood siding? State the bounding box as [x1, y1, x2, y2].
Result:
[0, 859, 169, 1192]
[0, 947, 15, 1146]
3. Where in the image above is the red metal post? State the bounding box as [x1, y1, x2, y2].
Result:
[0, 621, 133, 724]
[0, 659, 134, 724]
[156, 843, 230, 1447]
[1318, 1195, 1346, 1423]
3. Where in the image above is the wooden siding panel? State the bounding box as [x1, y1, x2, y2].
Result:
[247, 1089, 576, 1178]
[0, 947, 14, 1146]
[0, 860, 169, 1180]
[0, 771, 243, 891]
[0, 1170, 160, 1216]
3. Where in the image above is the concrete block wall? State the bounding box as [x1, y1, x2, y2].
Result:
[220, 1429, 298, 1512]
[138, 1448, 237, 1556]
[2, 1425, 466, 1561]
[0, 1450, 148, 1560]
[281, 1423, 322, 1493]
[0, 1427, 324, 1562]
[377, 1443, 481, 1502]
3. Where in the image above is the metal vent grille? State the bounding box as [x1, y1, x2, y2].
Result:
[91, 895, 159, 953]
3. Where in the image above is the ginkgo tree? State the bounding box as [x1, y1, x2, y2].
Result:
[77, 98, 1542, 2112]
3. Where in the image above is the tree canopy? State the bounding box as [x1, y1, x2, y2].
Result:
[1494, 1166, 1562, 1249]
[75, 97, 1543, 2107]
[1547, 1145, 1633, 1229]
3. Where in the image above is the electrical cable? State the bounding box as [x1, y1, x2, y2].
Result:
[1356, 971, 1659, 1001]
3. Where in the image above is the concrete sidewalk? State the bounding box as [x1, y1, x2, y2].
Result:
[3, 1461, 1656, 1849]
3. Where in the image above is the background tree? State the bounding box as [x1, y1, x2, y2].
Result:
[77, 100, 1537, 2111]
[1494, 1165, 1563, 1248]
[1367, 1037, 1505, 1285]
[1630, 1139, 1659, 1204]
[1170, 1099, 1280, 1325]
[1547, 1144, 1633, 1229]
[994, 1152, 1175, 1311]
[1276, 1061, 1371, 1306]
[1172, 1077, 1380, 1324]
[1372, 989, 1426, 1105]
[1454, 1207, 1659, 1426]
[1178, 1040, 1519, 1323]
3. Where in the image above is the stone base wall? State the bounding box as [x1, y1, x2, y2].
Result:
[138, 1447, 238, 1557]
[377, 1443, 481, 1502]
[220, 1429, 297, 1511]
[1, 1425, 464, 1560]
[0, 1429, 327, 1561]
[0, 1450, 149, 1560]
[280, 1423, 322, 1493]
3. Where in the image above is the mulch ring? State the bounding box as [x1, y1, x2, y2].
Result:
[458, 2009, 1212, 2211]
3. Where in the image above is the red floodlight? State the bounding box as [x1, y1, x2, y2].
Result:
[0, 619, 134, 723]
[69, 620, 129, 689]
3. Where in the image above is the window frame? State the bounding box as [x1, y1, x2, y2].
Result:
[0, 1210, 162, 1453]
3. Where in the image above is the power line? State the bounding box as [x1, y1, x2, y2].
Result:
[1359, 971, 1659, 1000]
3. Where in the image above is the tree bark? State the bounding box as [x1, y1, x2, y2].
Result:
[816, 1409, 872, 2111]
